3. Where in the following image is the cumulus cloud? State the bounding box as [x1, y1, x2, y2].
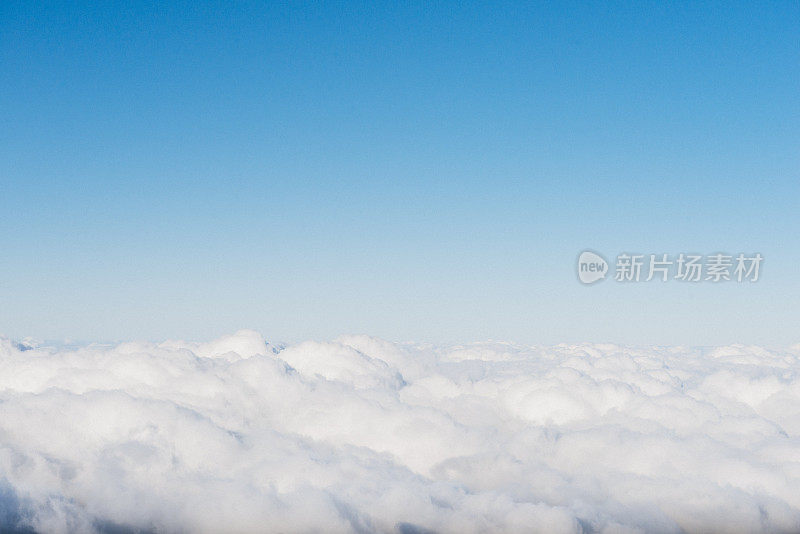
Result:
[1, 331, 799, 533]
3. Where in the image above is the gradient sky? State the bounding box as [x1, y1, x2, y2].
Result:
[1, 1, 798, 345]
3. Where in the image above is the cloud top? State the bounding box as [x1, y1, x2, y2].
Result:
[1, 331, 799, 533]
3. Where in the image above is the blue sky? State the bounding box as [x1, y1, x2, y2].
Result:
[1, 1, 798, 345]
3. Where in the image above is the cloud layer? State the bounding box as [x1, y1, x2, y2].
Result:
[1, 331, 800, 533]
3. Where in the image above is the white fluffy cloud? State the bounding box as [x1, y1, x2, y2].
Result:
[1, 331, 799, 533]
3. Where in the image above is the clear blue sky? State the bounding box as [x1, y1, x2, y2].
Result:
[1, 1, 798, 345]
